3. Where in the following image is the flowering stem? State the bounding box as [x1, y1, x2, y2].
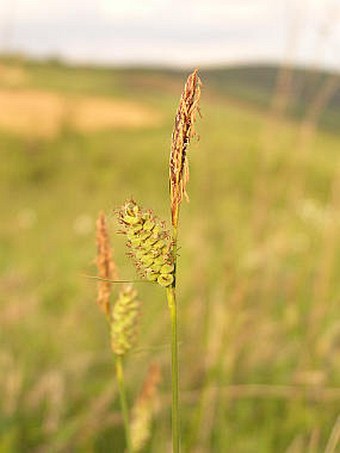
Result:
[115, 356, 132, 453]
[167, 222, 180, 453]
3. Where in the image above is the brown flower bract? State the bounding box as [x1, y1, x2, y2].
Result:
[96, 211, 117, 317]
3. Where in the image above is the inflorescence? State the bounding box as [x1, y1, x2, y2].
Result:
[117, 200, 174, 287]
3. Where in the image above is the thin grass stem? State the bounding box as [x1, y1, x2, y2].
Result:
[167, 286, 180, 453]
[167, 221, 180, 452]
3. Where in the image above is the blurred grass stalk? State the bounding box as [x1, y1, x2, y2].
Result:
[115, 356, 132, 452]
[96, 212, 140, 453]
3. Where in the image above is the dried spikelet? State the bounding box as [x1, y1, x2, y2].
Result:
[169, 69, 202, 226]
[96, 212, 118, 317]
[131, 363, 161, 452]
[116, 200, 174, 287]
[110, 285, 141, 356]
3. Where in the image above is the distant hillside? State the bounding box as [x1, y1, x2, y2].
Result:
[204, 65, 340, 133]
[1, 55, 339, 134]
[101, 63, 340, 134]
[117, 64, 340, 134]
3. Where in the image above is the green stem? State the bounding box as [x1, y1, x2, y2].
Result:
[167, 220, 180, 452]
[115, 356, 133, 453]
[167, 286, 180, 453]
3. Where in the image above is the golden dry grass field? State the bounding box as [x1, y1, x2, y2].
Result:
[0, 88, 161, 138]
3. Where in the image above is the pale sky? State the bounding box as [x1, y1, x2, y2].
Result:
[1, 0, 340, 70]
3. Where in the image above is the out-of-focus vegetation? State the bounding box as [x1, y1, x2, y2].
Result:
[0, 56, 339, 452]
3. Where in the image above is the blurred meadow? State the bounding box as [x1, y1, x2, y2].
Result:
[0, 55, 340, 452]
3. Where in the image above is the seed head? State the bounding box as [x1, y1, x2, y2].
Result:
[169, 69, 202, 227]
[110, 285, 141, 356]
[131, 363, 161, 452]
[96, 211, 118, 317]
[116, 200, 174, 287]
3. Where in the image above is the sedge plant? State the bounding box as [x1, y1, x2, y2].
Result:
[93, 70, 201, 452]
[167, 69, 202, 452]
[114, 69, 202, 452]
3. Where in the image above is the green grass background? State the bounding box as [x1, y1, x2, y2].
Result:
[0, 58, 339, 452]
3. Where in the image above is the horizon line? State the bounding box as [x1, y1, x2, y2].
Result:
[1, 51, 340, 75]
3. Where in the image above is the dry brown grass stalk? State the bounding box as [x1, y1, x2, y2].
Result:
[96, 211, 118, 317]
[131, 363, 162, 452]
[169, 69, 202, 226]
[324, 415, 340, 453]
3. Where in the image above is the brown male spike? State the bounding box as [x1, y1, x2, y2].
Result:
[169, 69, 202, 227]
[96, 211, 118, 317]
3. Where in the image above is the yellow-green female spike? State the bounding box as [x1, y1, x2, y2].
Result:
[116, 200, 174, 287]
